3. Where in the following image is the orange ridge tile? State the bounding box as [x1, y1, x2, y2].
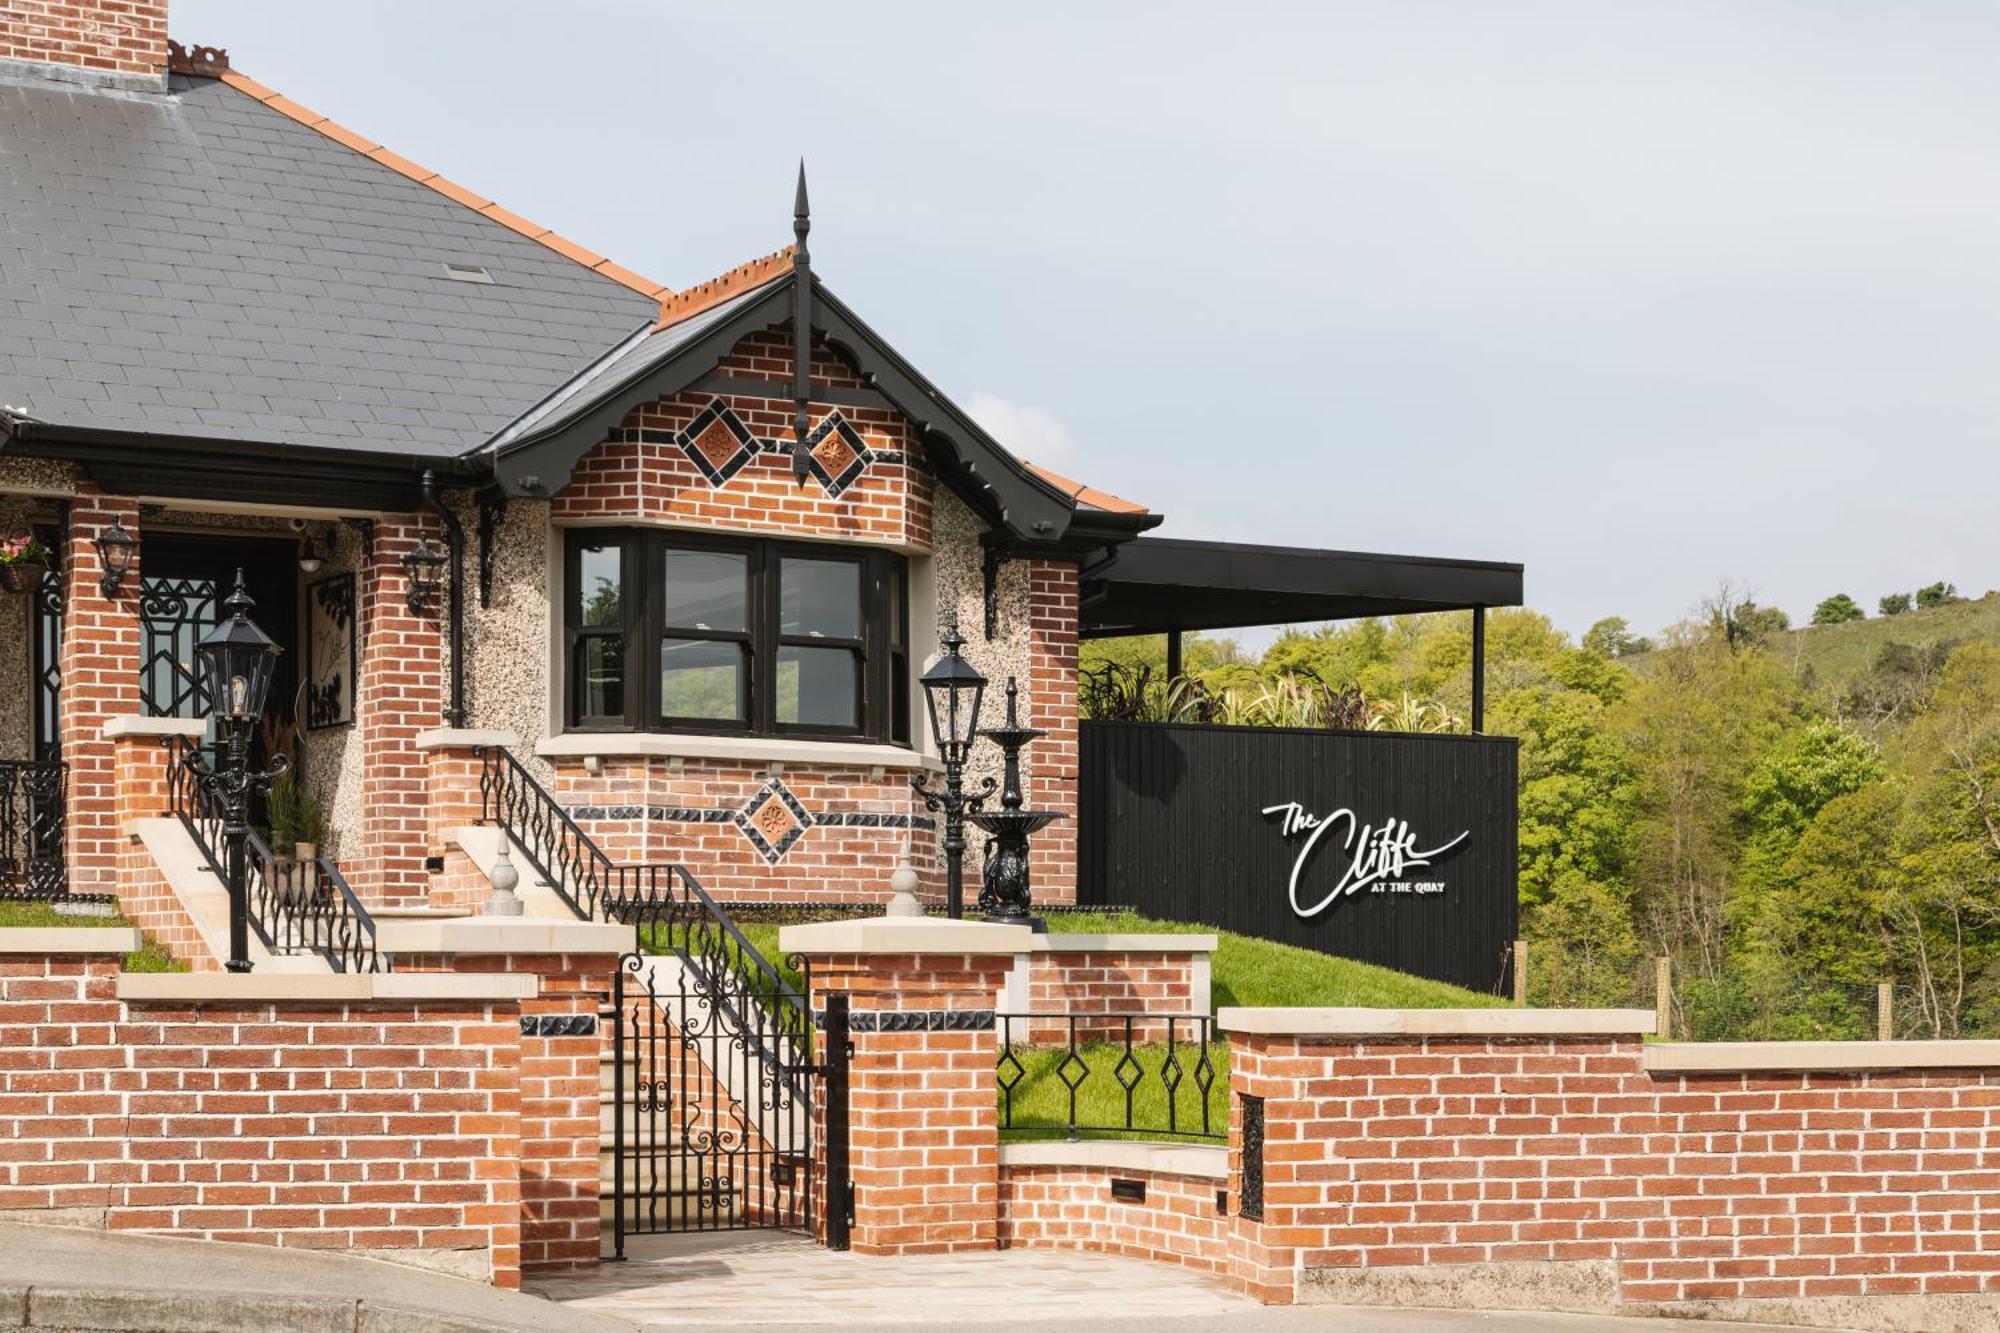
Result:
[654, 247, 797, 330]
[209, 65, 670, 306]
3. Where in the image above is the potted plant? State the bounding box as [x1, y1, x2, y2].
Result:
[0, 533, 49, 595]
[266, 774, 326, 904]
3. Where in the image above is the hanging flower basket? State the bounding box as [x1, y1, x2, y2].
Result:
[0, 535, 49, 595]
[0, 561, 47, 595]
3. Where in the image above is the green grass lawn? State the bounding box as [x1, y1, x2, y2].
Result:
[0, 899, 188, 972]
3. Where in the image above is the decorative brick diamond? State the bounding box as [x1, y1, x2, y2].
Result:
[801, 412, 872, 497]
[734, 777, 814, 864]
[676, 399, 757, 486]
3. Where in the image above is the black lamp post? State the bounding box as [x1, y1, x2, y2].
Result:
[191, 570, 287, 972]
[911, 618, 995, 919]
[968, 678, 1063, 932]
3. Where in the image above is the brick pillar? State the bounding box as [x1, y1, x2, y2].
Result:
[1024, 559, 1077, 904]
[418, 729, 514, 912]
[389, 930, 630, 1277]
[782, 916, 1032, 1255]
[58, 492, 142, 897]
[106, 717, 212, 966]
[351, 515, 445, 905]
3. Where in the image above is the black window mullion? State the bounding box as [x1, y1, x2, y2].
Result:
[636, 529, 658, 730]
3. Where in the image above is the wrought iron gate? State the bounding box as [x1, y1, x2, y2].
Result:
[607, 950, 849, 1256]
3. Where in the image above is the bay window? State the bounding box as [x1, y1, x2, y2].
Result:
[565, 529, 909, 742]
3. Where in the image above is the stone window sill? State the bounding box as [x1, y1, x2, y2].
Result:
[535, 731, 943, 774]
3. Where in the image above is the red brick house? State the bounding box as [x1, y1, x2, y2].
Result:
[0, 0, 1518, 950]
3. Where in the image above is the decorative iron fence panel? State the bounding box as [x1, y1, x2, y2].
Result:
[1078, 719, 1520, 995]
[996, 1011, 1223, 1143]
[609, 951, 845, 1254]
[0, 761, 66, 899]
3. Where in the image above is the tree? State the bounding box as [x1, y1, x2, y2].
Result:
[1916, 581, 1961, 611]
[1811, 594, 1864, 626]
[1879, 592, 1913, 617]
[1736, 720, 1885, 897]
[1583, 616, 1636, 658]
[1704, 581, 1790, 648]
[1614, 618, 1794, 976]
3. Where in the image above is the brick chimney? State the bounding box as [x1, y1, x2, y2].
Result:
[0, 0, 170, 89]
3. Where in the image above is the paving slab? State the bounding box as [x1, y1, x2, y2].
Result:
[526, 1233, 1849, 1331]
[0, 1222, 627, 1333]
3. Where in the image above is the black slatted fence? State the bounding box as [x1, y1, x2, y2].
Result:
[1078, 720, 1518, 995]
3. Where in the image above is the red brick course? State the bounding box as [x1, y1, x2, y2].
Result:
[0, 954, 526, 1286]
[1232, 1033, 2000, 1309]
[553, 331, 930, 551]
[1000, 1164, 1229, 1275]
[1015, 948, 1204, 1044]
[58, 491, 142, 899]
[0, 0, 167, 78]
[352, 516, 446, 906]
[1023, 561, 1078, 904]
[806, 950, 1013, 1255]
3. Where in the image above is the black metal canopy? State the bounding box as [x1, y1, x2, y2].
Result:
[1079, 536, 1524, 639]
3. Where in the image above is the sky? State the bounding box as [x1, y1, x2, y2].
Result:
[178, 0, 2000, 643]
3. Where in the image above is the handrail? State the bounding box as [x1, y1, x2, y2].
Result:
[475, 745, 807, 1034]
[0, 759, 67, 899]
[166, 736, 385, 974]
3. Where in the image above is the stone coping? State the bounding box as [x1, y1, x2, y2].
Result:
[537, 730, 943, 772]
[117, 972, 539, 1004]
[1028, 933, 1217, 954]
[101, 715, 206, 740]
[0, 927, 142, 954]
[373, 916, 631, 956]
[414, 727, 518, 751]
[1219, 1006, 1658, 1037]
[999, 1140, 1228, 1181]
[781, 915, 1034, 955]
[1646, 1040, 2000, 1073]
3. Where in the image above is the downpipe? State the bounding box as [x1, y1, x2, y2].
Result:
[420, 469, 468, 728]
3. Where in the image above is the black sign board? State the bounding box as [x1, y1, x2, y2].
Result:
[1077, 720, 1518, 995]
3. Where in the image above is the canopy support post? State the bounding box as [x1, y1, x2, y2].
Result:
[1471, 605, 1486, 734]
[1166, 629, 1183, 683]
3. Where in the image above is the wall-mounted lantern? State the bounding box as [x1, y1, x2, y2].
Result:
[296, 528, 324, 576]
[400, 537, 447, 616]
[94, 520, 136, 598]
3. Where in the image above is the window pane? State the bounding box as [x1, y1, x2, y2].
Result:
[780, 558, 860, 639]
[577, 637, 624, 721]
[577, 543, 622, 627]
[661, 637, 745, 721]
[663, 549, 748, 632]
[777, 646, 858, 728]
[887, 561, 904, 648]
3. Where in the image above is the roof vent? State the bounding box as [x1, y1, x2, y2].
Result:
[442, 262, 495, 284]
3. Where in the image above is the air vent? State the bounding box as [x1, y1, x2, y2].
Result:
[442, 262, 495, 284]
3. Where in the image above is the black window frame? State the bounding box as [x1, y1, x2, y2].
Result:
[563, 528, 910, 744]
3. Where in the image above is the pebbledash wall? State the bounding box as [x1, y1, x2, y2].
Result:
[454, 325, 1080, 908]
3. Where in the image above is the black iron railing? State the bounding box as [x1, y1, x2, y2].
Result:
[997, 1012, 1223, 1142]
[166, 736, 385, 973]
[0, 760, 67, 899]
[475, 746, 809, 1037]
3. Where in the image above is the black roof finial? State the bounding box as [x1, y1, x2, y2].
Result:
[790, 160, 813, 486]
[793, 160, 811, 265]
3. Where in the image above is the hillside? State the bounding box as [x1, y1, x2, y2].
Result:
[1623, 592, 2000, 719]
[1763, 592, 2000, 697]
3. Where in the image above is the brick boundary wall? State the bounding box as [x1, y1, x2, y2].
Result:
[999, 1161, 1230, 1276]
[1229, 1021, 2000, 1327]
[396, 950, 612, 1276]
[108, 728, 215, 968]
[0, 951, 534, 1288]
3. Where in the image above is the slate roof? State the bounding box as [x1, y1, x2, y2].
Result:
[0, 68, 661, 457]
